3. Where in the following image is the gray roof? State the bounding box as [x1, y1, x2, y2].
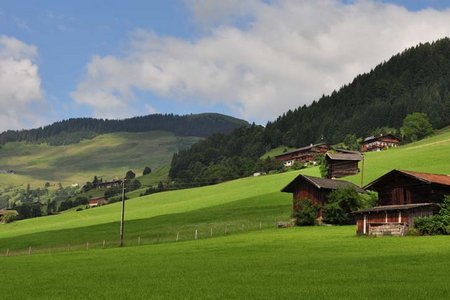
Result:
[326, 152, 363, 161]
[353, 203, 436, 214]
[274, 143, 327, 157]
[281, 174, 365, 193]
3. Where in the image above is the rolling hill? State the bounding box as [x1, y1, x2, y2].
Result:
[1, 128, 450, 299]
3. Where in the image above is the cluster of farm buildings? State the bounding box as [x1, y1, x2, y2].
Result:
[277, 134, 450, 236]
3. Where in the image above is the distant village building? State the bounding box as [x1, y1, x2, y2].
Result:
[325, 150, 363, 179]
[281, 174, 365, 220]
[274, 143, 329, 167]
[96, 180, 122, 189]
[89, 197, 108, 207]
[0, 169, 16, 174]
[353, 169, 450, 236]
[360, 134, 401, 152]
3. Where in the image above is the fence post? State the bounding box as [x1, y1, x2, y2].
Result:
[225, 225, 228, 235]
[157, 234, 160, 243]
[28, 246, 31, 255]
[176, 232, 179, 242]
[67, 244, 70, 251]
[138, 236, 141, 246]
[103, 240, 106, 249]
[195, 229, 198, 240]
[242, 224, 245, 231]
[210, 227, 213, 237]
[259, 221, 262, 230]
[6, 248, 9, 257]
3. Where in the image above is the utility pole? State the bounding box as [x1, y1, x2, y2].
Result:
[120, 178, 126, 247]
[360, 156, 365, 188]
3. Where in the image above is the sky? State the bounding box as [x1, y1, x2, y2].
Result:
[1, 0, 450, 131]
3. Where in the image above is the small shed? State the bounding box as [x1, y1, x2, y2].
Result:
[325, 150, 363, 179]
[360, 134, 400, 152]
[281, 174, 365, 219]
[89, 197, 108, 207]
[353, 169, 450, 235]
[274, 143, 329, 167]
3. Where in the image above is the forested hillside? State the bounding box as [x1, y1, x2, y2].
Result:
[170, 38, 450, 184]
[0, 113, 248, 145]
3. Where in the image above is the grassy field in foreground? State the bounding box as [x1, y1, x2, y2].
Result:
[0, 131, 201, 187]
[2, 226, 450, 299]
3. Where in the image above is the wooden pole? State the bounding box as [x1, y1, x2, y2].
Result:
[138, 236, 141, 246]
[6, 248, 9, 257]
[86, 242, 89, 250]
[195, 229, 198, 240]
[28, 246, 31, 255]
[360, 156, 365, 188]
[210, 227, 213, 237]
[176, 232, 179, 241]
[120, 178, 126, 247]
[103, 240, 106, 249]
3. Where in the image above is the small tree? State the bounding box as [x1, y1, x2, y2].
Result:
[125, 170, 136, 180]
[343, 134, 359, 151]
[400, 112, 433, 143]
[323, 188, 362, 225]
[143, 166, 152, 176]
[294, 199, 319, 226]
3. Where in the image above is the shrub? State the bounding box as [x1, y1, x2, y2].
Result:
[294, 199, 319, 226]
[323, 188, 362, 225]
[414, 196, 450, 235]
[1, 211, 18, 224]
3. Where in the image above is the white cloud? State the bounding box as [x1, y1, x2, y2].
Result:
[72, 0, 450, 123]
[0, 35, 45, 131]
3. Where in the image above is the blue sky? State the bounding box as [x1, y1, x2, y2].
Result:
[1, 0, 450, 131]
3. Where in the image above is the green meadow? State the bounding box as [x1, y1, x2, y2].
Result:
[2, 227, 450, 299]
[0, 131, 201, 187]
[1, 128, 450, 299]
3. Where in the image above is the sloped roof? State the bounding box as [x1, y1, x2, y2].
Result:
[353, 203, 436, 214]
[281, 174, 365, 193]
[326, 152, 363, 161]
[362, 134, 401, 144]
[365, 169, 450, 190]
[274, 143, 327, 157]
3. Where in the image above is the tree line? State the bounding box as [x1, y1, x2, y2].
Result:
[0, 113, 249, 145]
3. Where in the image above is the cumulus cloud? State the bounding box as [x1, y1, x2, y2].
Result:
[72, 0, 450, 123]
[0, 35, 45, 131]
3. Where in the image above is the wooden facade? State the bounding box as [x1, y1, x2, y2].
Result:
[89, 197, 108, 207]
[354, 169, 450, 235]
[282, 175, 365, 219]
[325, 151, 363, 179]
[274, 143, 329, 167]
[360, 134, 401, 152]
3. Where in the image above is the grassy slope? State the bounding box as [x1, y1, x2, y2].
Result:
[1, 128, 449, 251]
[1, 129, 450, 298]
[0, 131, 201, 188]
[2, 227, 450, 299]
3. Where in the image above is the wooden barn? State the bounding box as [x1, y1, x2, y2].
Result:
[354, 169, 450, 236]
[274, 143, 329, 167]
[282, 174, 365, 219]
[89, 197, 108, 207]
[360, 134, 401, 152]
[325, 150, 363, 179]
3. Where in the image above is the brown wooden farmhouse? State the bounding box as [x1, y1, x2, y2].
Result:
[360, 134, 401, 152]
[282, 174, 365, 219]
[325, 150, 363, 179]
[274, 143, 329, 167]
[89, 197, 108, 207]
[354, 169, 450, 236]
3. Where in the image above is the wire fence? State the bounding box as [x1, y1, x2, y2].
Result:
[0, 220, 288, 258]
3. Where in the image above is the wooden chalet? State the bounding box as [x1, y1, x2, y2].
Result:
[360, 134, 400, 152]
[274, 143, 329, 167]
[354, 170, 450, 236]
[282, 175, 365, 219]
[325, 150, 363, 179]
[96, 180, 122, 189]
[89, 197, 108, 207]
